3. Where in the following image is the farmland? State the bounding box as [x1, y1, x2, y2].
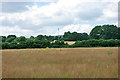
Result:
[1, 47, 118, 78]
[64, 41, 75, 45]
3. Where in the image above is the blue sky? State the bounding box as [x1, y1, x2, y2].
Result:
[0, 0, 118, 37]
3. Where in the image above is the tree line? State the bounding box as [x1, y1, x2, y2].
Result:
[0, 24, 120, 49]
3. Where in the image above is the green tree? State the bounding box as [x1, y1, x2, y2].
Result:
[90, 25, 119, 39]
[6, 37, 16, 42]
[36, 35, 43, 40]
[63, 31, 89, 41]
[2, 42, 9, 49]
[1, 36, 6, 42]
[14, 36, 26, 42]
[30, 36, 34, 40]
[7, 35, 16, 39]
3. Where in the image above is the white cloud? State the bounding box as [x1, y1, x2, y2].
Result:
[0, 0, 118, 36]
[113, 22, 118, 26]
[2, 0, 118, 25]
[101, 0, 119, 2]
[0, 16, 5, 22]
[0, 25, 33, 37]
[57, 24, 93, 35]
[2, 0, 119, 2]
[38, 0, 59, 3]
[0, 25, 58, 37]
[97, 2, 118, 22]
[1, 0, 59, 2]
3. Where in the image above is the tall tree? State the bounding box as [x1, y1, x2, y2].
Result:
[1, 36, 6, 42]
[6, 37, 16, 42]
[7, 35, 16, 39]
[90, 25, 119, 39]
[14, 36, 26, 42]
[63, 31, 89, 41]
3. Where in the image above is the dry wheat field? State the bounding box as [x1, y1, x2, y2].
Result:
[1, 47, 118, 78]
[64, 41, 75, 45]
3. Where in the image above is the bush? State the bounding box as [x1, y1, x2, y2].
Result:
[2, 39, 119, 49]
[72, 39, 119, 47]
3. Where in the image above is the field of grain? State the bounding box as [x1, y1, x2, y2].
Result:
[1, 47, 118, 78]
[64, 41, 75, 45]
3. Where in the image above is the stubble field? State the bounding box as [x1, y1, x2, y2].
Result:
[1, 47, 118, 78]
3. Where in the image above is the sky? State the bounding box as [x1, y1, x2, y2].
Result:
[0, 0, 119, 37]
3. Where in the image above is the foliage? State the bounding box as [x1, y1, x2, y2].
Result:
[63, 31, 89, 41]
[1, 36, 6, 42]
[90, 25, 119, 39]
[6, 37, 16, 42]
[13, 36, 26, 42]
[72, 39, 119, 47]
[1, 25, 120, 49]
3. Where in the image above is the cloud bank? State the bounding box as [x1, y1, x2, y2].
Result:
[0, 0, 118, 37]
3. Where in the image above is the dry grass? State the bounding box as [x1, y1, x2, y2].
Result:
[1, 47, 118, 78]
[64, 41, 75, 45]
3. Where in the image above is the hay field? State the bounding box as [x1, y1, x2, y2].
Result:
[2, 47, 118, 78]
[64, 41, 75, 45]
